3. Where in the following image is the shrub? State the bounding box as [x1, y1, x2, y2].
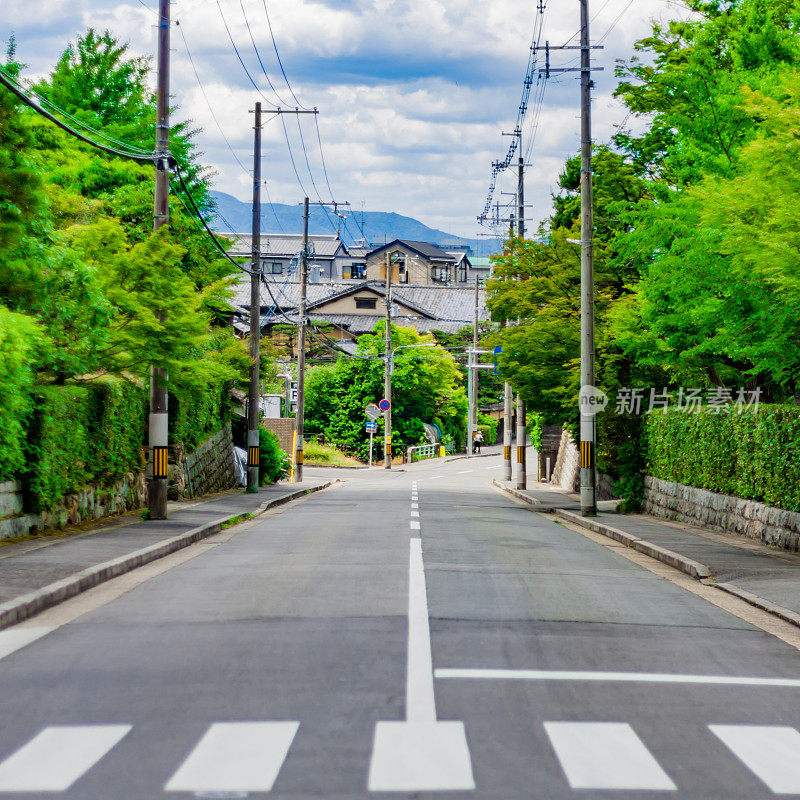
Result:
[24, 380, 147, 512]
[259, 427, 289, 485]
[645, 406, 800, 511]
[0, 308, 41, 480]
[477, 412, 498, 444]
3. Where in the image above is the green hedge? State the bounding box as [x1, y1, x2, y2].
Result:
[25, 380, 147, 511]
[170, 381, 231, 454]
[646, 406, 800, 511]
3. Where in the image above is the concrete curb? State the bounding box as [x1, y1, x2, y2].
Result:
[711, 581, 800, 628]
[445, 451, 501, 463]
[552, 509, 712, 581]
[492, 481, 541, 506]
[0, 481, 335, 631]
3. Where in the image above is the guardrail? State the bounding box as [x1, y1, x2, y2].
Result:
[407, 444, 443, 462]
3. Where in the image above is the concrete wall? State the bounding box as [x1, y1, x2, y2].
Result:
[644, 476, 800, 551]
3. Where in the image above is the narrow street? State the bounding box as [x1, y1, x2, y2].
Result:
[2, 456, 800, 798]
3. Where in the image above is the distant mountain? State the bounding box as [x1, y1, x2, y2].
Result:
[210, 191, 502, 256]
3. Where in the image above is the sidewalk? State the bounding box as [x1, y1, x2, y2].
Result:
[0, 478, 332, 629]
[496, 480, 800, 628]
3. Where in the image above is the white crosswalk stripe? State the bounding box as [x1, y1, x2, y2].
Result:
[710, 724, 800, 794]
[164, 721, 299, 793]
[544, 722, 676, 791]
[0, 725, 130, 792]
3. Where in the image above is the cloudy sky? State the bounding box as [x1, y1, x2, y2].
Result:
[3, 0, 691, 239]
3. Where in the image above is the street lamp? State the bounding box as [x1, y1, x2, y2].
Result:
[389, 343, 436, 376]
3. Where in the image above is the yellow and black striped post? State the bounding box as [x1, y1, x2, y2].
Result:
[152, 446, 169, 480]
[248, 445, 260, 469]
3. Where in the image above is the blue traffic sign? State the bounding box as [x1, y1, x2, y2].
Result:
[365, 421, 378, 432]
[379, 399, 391, 411]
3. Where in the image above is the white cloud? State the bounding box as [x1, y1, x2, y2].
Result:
[3, 0, 681, 238]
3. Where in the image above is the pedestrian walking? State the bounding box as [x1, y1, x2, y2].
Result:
[474, 429, 484, 454]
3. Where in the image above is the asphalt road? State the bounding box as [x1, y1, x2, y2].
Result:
[2, 454, 800, 798]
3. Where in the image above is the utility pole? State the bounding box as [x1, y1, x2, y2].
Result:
[579, 0, 597, 516]
[293, 197, 309, 483]
[469, 277, 480, 454]
[384, 257, 393, 469]
[515, 138, 527, 490]
[246, 101, 262, 493]
[148, 0, 170, 520]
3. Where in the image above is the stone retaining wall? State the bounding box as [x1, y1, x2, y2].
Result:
[179, 425, 237, 499]
[0, 426, 237, 540]
[644, 475, 800, 551]
[0, 472, 147, 541]
[551, 430, 580, 492]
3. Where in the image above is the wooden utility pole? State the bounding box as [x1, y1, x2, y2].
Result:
[246, 101, 262, 493]
[384, 257, 393, 469]
[293, 197, 309, 483]
[579, 0, 597, 516]
[148, 0, 171, 520]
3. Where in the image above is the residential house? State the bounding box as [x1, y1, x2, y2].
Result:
[364, 240, 473, 286]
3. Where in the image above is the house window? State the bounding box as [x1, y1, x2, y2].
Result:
[458, 263, 467, 282]
[431, 265, 449, 283]
[271, 262, 282, 274]
[355, 297, 378, 310]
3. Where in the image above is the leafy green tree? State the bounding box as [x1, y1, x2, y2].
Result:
[304, 325, 467, 459]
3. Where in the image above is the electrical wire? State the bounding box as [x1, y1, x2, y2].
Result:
[172, 161, 255, 273]
[240, 0, 291, 107]
[261, 0, 310, 110]
[0, 66, 155, 162]
[176, 21, 252, 178]
[216, 0, 273, 103]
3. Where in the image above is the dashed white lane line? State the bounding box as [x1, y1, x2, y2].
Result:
[165, 722, 299, 793]
[486, 465, 502, 470]
[411, 511, 419, 518]
[430, 476, 444, 480]
[410, 520, 421, 530]
[457, 470, 474, 474]
[411, 503, 419, 509]
[710, 725, 800, 793]
[0, 725, 131, 792]
[544, 722, 676, 791]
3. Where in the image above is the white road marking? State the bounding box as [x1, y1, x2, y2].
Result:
[486, 465, 502, 470]
[0, 627, 54, 662]
[165, 722, 299, 793]
[410, 520, 420, 530]
[0, 725, 130, 791]
[368, 722, 474, 792]
[710, 725, 800, 793]
[544, 722, 676, 791]
[430, 476, 444, 480]
[457, 470, 474, 474]
[411, 510, 420, 518]
[411, 503, 419, 509]
[435, 668, 800, 687]
[368, 541, 474, 791]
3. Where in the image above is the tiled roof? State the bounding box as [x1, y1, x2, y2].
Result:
[228, 279, 489, 326]
[227, 234, 345, 258]
[368, 240, 457, 262]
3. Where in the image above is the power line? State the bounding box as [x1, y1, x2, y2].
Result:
[261, 0, 310, 110]
[0, 66, 155, 162]
[239, 0, 291, 107]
